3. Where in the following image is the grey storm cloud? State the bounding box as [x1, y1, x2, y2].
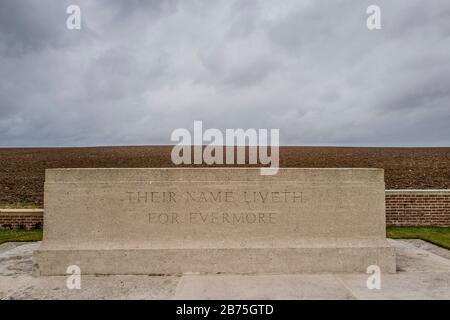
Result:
[0, 0, 449, 146]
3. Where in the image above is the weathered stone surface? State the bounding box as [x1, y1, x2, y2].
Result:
[34, 168, 395, 275]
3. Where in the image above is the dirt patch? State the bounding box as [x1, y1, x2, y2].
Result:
[0, 146, 449, 206]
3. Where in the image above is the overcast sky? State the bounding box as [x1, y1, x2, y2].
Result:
[0, 0, 449, 147]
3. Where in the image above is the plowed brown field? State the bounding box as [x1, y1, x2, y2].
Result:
[1, 146, 449, 206]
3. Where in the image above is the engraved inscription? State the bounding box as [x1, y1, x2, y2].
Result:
[126, 191, 303, 204]
[124, 190, 303, 225]
[148, 211, 277, 224]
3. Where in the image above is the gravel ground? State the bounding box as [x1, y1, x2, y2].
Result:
[1, 239, 449, 300]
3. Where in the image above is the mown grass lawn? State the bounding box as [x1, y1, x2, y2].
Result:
[0, 203, 41, 209]
[0, 229, 43, 245]
[387, 226, 450, 250]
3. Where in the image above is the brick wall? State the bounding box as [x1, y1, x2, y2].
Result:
[1, 190, 449, 229]
[386, 190, 450, 227]
[0, 209, 44, 230]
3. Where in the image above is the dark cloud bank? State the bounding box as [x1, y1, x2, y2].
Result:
[0, 0, 449, 147]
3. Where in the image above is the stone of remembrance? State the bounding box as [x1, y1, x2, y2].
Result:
[34, 168, 396, 275]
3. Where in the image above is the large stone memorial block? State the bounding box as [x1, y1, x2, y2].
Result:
[34, 168, 396, 275]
